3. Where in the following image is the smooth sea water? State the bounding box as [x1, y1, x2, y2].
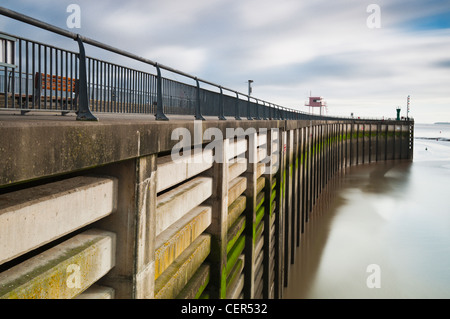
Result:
[284, 123, 450, 299]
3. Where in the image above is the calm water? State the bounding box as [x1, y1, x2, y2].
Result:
[284, 123, 450, 299]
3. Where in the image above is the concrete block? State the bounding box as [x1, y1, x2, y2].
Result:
[156, 149, 213, 193]
[154, 234, 211, 299]
[155, 206, 212, 279]
[0, 176, 117, 266]
[255, 228, 264, 260]
[226, 255, 245, 299]
[156, 177, 212, 236]
[228, 139, 247, 161]
[227, 177, 247, 207]
[225, 235, 245, 278]
[227, 273, 244, 299]
[256, 176, 265, 195]
[0, 229, 116, 299]
[257, 133, 267, 147]
[227, 215, 246, 254]
[256, 163, 265, 179]
[176, 263, 210, 299]
[228, 158, 247, 183]
[227, 196, 246, 231]
[271, 129, 279, 142]
[75, 284, 115, 299]
[257, 147, 267, 163]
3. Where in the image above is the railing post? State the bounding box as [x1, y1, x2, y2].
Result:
[255, 100, 261, 120]
[74, 35, 97, 121]
[218, 86, 226, 120]
[155, 64, 169, 121]
[195, 78, 205, 121]
[262, 102, 267, 120]
[235, 92, 241, 120]
[247, 96, 252, 120]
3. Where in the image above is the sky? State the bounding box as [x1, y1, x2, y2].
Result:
[1, 0, 450, 123]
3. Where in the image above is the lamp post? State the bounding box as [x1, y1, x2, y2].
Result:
[248, 80, 253, 96]
[407, 95, 410, 121]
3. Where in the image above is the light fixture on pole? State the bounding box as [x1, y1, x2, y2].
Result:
[407, 95, 410, 120]
[248, 80, 253, 96]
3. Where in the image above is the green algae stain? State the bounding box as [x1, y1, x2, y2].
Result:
[0, 237, 103, 299]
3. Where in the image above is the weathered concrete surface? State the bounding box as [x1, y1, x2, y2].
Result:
[226, 255, 245, 299]
[154, 234, 211, 299]
[75, 284, 115, 299]
[227, 215, 246, 254]
[227, 177, 247, 206]
[176, 263, 210, 299]
[156, 177, 212, 236]
[155, 206, 211, 279]
[228, 158, 247, 183]
[0, 176, 118, 266]
[227, 196, 246, 231]
[133, 154, 158, 299]
[0, 113, 414, 300]
[0, 114, 284, 188]
[156, 149, 213, 193]
[227, 139, 247, 160]
[0, 229, 116, 299]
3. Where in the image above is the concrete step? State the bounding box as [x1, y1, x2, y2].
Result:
[256, 162, 266, 179]
[155, 206, 211, 280]
[227, 272, 244, 299]
[0, 229, 116, 299]
[256, 176, 265, 195]
[0, 176, 118, 266]
[156, 177, 212, 236]
[227, 215, 246, 254]
[228, 139, 247, 161]
[227, 196, 246, 231]
[175, 263, 210, 299]
[75, 284, 115, 299]
[255, 226, 264, 260]
[226, 254, 244, 299]
[228, 158, 247, 183]
[257, 147, 267, 163]
[227, 177, 247, 207]
[154, 234, 211, 299]
[257, 132, 267, 147]
[156, 149, 213, 193]
[225, 235, 245, 279]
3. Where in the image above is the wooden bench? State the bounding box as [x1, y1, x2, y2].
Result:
[32, 72, 79, 114]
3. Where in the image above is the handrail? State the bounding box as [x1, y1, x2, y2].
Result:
[0, 7, 261, 113]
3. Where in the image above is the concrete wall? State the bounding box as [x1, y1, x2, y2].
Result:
[0, 117, 413, 299]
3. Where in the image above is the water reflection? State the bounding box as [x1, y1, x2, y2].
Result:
[284, 155, 450, 299]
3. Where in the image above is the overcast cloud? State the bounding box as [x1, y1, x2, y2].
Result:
[1, 0, 450, 123]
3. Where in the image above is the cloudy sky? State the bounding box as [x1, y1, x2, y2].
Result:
[1, 0, 450, 123]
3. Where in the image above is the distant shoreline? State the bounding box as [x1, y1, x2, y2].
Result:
[434, 122, 450, 125]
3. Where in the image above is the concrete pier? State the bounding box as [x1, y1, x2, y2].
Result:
[0, 114, 413, 299]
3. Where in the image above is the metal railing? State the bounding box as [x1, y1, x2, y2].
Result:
[0, 7, 401, 122]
